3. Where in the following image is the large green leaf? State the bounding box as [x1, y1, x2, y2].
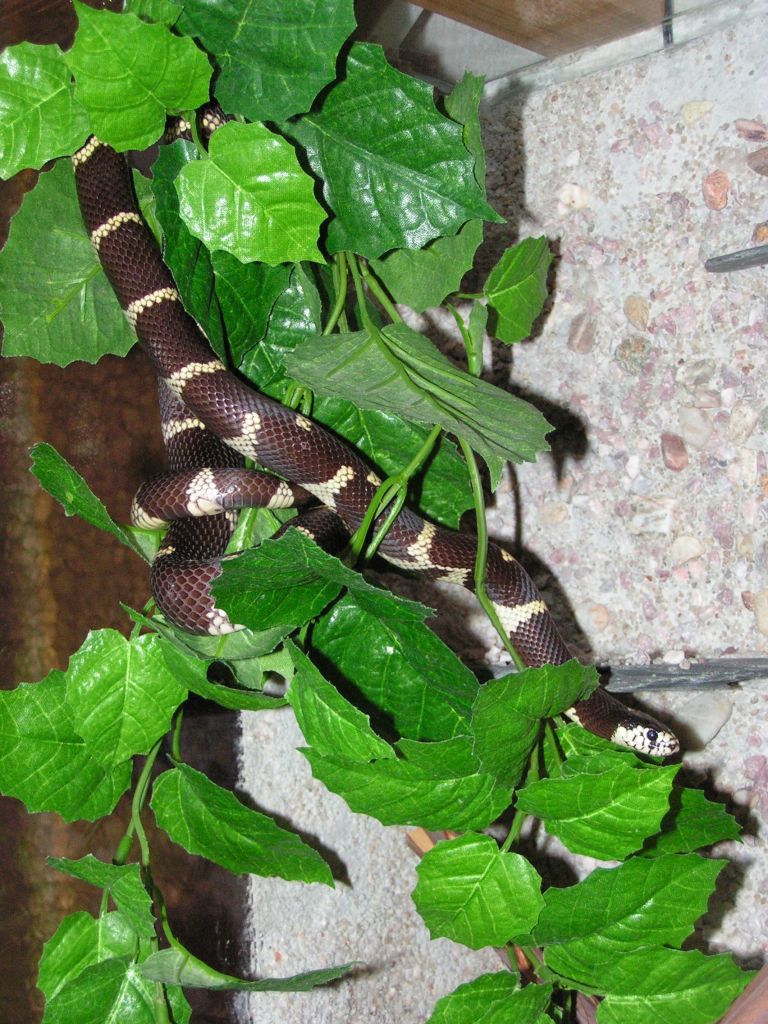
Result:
[370, 221, 484, 314]
[0, 671, 130, 822]
[150, 763, 333, 885]
[471, 661, 598, 787]
[65, 2, 211, 152]
[29, 443, 145, 558]
[301, 747, 509, 832]
[545, 945, 753, 1024]
[368, 71, 489, 311]
[213, 251, 290, 366]
[426, 974, 552, 1024]
[176, 121, 325, 265]
[38, 912, 138, 1003]
[286, 642, 394, 762]
[642, 786, 741, 856]
[286, 322, 551, 467]
[288, 43, 501, 258]
[42, 957, 156, 1024]
[47, 857, 155, 938]
[312, 591, 479, 742]
[0, 162, 134, 364]
[177, 0, 355, 122]
[0, 42, 90, 178]
[65, 629, 188, 767]
[140, 947, 360, 991]
[412, 832, 544, 948]
[516, 753, 678, 860]
[484, 238, 552, 344]
[534, 854, 723, 954]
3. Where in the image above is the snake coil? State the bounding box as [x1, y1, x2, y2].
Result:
[71, 113, 679, 758]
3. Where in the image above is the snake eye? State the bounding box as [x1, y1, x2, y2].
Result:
[646, 729, 658, 742]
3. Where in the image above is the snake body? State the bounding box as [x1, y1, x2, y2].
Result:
[72, 126, 679, 757]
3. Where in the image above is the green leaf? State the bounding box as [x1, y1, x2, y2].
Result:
[515, 753, 678, 860]
[0, 42, 90, 177]
[545, 945, 753, 1024]
[65, 630, 187, 767]
[157, 639, 288, 712]
[0, 161, 135, 364]
[213, 251, 290, 367]
[42, 957, 156, 1024]
[65, 3, 211, 152]
[413, 832, 544, 948]
[368, 71, 490, 312]
[426, 974, 552, 1024]
[37, 911, 138, 1002]
[643, 786, 742, 856]
[240, 264, 322, 390]
[177, 0, 355, 122]
[534, 854, 723, 955]
[312, 591, 479, 742]
[301, 747, 510, 831]
[0, 670, 130, 821]
[286, 642, 394, 761]
[370, 221, 483, 314]
[150, 762, 333, 885]
[286, 321, 551, 467]
[29, 443, 146, 558]
[124, 0, 182, 26]
[47, 857, 155, 938]
[471, 661, 598, 787]
[288, 43, 501, 259]
[150, 141, 226, 358]
[176, 121, 325, 265]
[140, 947, 360, 991]
[213, 528, 406, 636]
[443, 72, 487, 188]
[484, 237, 552, 344]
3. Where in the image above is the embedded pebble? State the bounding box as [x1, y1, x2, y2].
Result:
[669, 534, 706, 564]
[578, 602, 611, 633]
[557, 183, 591, 213]
[728, 403, 759, 443]
[675, 358, 716, 390]
[679, 406, 714, 448]
[702, 170, 729, 209]
[615, 335, 651, 375]
[660, 432, 689, 471]
[735, 118, 768, 141]
[623, 294, 649, 330]
[568, 313, 596, 353]
[751, 589, 768, 635]
[681, 100, 714, 125]
[677, 693, 734, 749]
[539, 501, 570, 526]
[746, 147, 768, 176]
[628, 496, 676, 535]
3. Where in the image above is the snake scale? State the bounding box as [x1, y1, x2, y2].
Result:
[71, 113, 679, 758]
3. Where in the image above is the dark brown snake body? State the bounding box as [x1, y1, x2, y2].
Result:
[71, 127, 678, 757]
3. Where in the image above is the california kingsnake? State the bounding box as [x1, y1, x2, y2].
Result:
[71, 116, 679, 758]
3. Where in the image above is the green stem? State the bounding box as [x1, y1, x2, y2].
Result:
[458, 437, 525, 671]
[347, 423, 442, 563]
[446, 302, 482, 376]
[170, 709, 184, 763]
[132, 740, 162, 869]
[360, 262, 402, 323]
[323, 253, 348, 335]
[348, 253, 377, 336]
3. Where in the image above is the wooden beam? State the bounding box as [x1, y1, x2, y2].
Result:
[412, 0, 665, 56]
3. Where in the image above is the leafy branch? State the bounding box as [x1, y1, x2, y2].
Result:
[0, 2, 753, 1023]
